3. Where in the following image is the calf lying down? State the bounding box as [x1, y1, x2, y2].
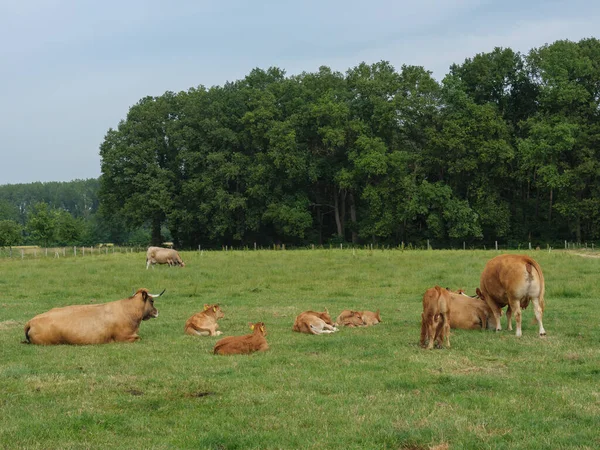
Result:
[293, 310, 338, 335]
[213, 322, 269, 355]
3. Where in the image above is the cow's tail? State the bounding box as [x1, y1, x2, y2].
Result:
[22, 323, 31, 344]
[525, 257, 545, 313]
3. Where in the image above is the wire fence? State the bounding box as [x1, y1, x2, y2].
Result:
[0, 239, 597, 260]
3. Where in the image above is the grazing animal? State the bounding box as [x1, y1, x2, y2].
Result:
[360, 310, 382, 326]
[23, 288, 164, 345]
[336, 310, 366, 327]
[293, 310, 338, 335]
[477, 254, 546, 337]
[213, 322, 269, 355]
[184, 304, 225, 336]
[146, 246, 185, 269]
[420, 286, 451, 349]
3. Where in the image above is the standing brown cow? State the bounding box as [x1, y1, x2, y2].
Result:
[420, 286, 451, 349]
[24, 288, 164, 345]
[477, 254, 546, 337]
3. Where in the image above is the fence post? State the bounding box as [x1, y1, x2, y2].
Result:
[21, 249, 24, 260]
[82, 247, 85, 256]
[74, 246, 76, 256]
[495, 241, 498, 251]
[529, 242, 531, 250]
[254, 242, 257, 250]
[463, 241, 465, 250]
[45, 248, 48, 257]
[63, 247, 66, 257]
[427, 239, 430, 250]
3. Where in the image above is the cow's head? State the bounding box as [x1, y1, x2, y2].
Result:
[135, 288, 164, 320]
[204, 304, 224, 319]
[343, 310, 366, 327]
[249, 322, 267, 336]
[317, 309, 335, 326]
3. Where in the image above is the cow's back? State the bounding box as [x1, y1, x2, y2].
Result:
[480, 254, 543, 305]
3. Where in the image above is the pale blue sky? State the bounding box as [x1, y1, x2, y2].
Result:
[1, 0, 599, 185]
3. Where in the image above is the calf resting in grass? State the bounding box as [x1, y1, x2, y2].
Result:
[184, 304, 225, 336]
[213, 322, 269, 355]
[336, 310, 366, 327]
[293, 310, 338, 334]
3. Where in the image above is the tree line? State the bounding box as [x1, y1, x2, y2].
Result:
[2, 38, 599, 249]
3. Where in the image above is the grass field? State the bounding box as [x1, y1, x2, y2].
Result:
[1, 249, 599, 449]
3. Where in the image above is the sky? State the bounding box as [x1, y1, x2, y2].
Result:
[1, 0, 599, 185]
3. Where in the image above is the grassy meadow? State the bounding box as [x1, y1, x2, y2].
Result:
[1, 249, 599, 449]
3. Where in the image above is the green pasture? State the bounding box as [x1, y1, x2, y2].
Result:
[1, 249, 599, 449]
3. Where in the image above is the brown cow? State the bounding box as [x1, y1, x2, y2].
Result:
[213, 322, 269, 355]
[146, 246, 185, 269]
[184, 304, 225, 336]
[447, 290, 493, 330]
[360, 310, 382, 326]
[336, 310, 366, 327]
[477, 254, 546, 337]
[23, 288, 164, 345]
[292, 310, 338, 335]
[420, 286, 451, 349]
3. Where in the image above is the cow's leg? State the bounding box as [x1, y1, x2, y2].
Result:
[419, 314, 427, 348]
[506, 306, 513, 331]
[508, 298, 522, 337]
[532, 297, 546, 337]
[443, 314, 451, 348]
[485, 299, 503, 331]
[146, 259, 150, 270]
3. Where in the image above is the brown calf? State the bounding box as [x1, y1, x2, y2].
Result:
[213, 322, 269, 355]
[292, 310, 338, 335]
[336, 310, 366, 327]
[478, 254, 546, 337]
[24, 288, 164, 345]
[360, 310, 382, 326]
[184, 304, 225, 336]
[447, 291, 492, 330]
[420, 286, 451, 349]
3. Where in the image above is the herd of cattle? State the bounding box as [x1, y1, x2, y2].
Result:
[22, 249, 546, 354]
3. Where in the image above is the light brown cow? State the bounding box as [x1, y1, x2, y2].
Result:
[184, 304, 225, 336]
[23, 288, 164, 345]
[420, 286, 451, 349]
[213, 322, 269, 355]
[292, 310, 338, 335]
[447, 290, 493, 330]
[146, 246, 185, 269]
[477, 254, 546, 337]
[336, 310, 366, 327]
[360, 310, 382, 326]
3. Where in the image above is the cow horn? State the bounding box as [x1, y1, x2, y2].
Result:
[149, 288, 166, 298]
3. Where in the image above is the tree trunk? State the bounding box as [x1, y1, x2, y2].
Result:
[334, 191, 343, 238]
[151, 217, 162, 246]
[548, 188, 553, 221]
[349, 192, 358, 244]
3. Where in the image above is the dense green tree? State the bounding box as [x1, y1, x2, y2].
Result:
[27, 202, 57, 247]
[0, 220, 22, 247]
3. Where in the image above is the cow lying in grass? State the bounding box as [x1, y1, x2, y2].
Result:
[360, 309, 382, 326]
[184, 304, 225, 336]
[213, 322, 269, 355]
[336, 310, 365, 327]
[293, 310, 338, 334]
[420, 286, 451, 349]
[478, 254, 546, 337]
[446, 289, 493, 330]
[24, 288, 164, 345]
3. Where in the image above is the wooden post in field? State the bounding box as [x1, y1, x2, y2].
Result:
[63, 248, 65, 257]
[254, 242, 257, 250]
[565, 240, 567, 249]
[21, 249, 24, 260]
[74, 246, 76, 256]
[282, 244, 285, 250]
[105, 247, 108, 255]
[340, 243, 343, 250]
[529, 242, 532, 250]
[495, 241, 498, 251]
[45, 248, 47, 257]
[312, 244, 315, 250]
[463, 241, 465, 250]
[82, 247, 85, 256]
[427, 239, 430, 250]
[9, 247, 12, 258]
[34, 249, 37, 257]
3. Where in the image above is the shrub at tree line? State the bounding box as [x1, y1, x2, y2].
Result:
[1, 38, 600, 249]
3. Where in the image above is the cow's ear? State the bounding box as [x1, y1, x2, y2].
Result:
[204, 304, 210, 310]
[141, 290, 149, 301]
[476, 288, 483, 298]
[249, 323, 255, 330]
[260, 325, 265, 333]
[212, 306, 217, 312]
[324, 307, 329, 314]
